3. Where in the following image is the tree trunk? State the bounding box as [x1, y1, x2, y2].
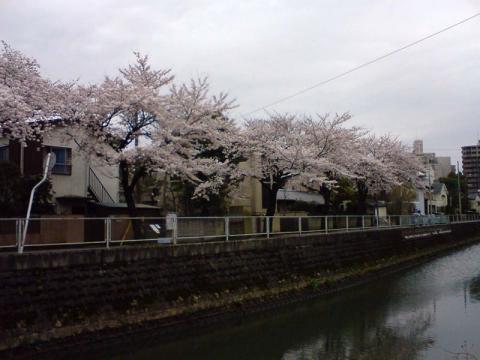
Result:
[123, 186, 143, 239]
[264, 185, 279, 217]
[319, 185, 331, 214]
[356, 180, 368, 215]
[119, 160, 145, 239]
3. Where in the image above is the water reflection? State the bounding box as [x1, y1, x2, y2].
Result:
[100, 244, 480, 360]
[282, 314, 433, 360]
[469, 275, 480, 303]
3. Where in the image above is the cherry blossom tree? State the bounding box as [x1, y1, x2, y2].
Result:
[348, 134, 422, 214]
[1, 43, 422, 223]
[155, 77, 245, 215]
[72, 53, 174, 237]
[299, 112, 365, 212]
[75, 54, 244, 232]
[0, 42, 62, 142]
[244, 113, 351, 217]
[300, 116, 420, 215]
[245, 112, 420, 217]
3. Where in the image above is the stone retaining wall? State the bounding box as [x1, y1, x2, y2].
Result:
[1, 222, 480, 359]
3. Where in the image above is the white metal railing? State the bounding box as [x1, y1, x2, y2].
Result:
[0, 214, 479, 253]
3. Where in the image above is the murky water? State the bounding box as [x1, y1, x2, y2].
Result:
[109, 243, 480, 360]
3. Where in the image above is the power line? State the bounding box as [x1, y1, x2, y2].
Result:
[243, 12, 480, 117]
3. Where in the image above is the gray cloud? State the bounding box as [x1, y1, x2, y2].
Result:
[1, 0, 480, 165]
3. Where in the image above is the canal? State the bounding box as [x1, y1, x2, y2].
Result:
[107, 243, 480, 360]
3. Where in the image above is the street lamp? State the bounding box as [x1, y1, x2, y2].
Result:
[19, 152, 56, 254]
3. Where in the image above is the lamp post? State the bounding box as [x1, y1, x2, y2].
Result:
[19, 152, 56, 254]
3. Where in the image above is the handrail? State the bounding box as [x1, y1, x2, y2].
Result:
[2, 214, 479, 254]
[88, 167, 115, 204]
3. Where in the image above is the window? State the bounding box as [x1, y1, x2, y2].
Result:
[49, 147, 72, 175]
[0, 146, 8, 162]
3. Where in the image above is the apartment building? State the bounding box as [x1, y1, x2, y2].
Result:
[413, 140, 453, 180]
[462, 141, 480, 197]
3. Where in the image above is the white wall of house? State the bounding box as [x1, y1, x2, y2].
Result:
[42, 128, 119, 203]
[230, 156, 264, 215]
[415, 189, 426, 214]
[43, 130, 88, 199]
[432, 186, 448, 210]
[470, 196, 480, 214]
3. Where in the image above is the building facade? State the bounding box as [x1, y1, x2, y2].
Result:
[413, 140, 453, 180]
[413, 140, 423, 155]
[462, 141, 480, 197]
[431, 181, 448, 213]
[0, 127, 120, 215]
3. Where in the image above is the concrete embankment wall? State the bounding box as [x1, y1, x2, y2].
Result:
[1, 222, 480, 358]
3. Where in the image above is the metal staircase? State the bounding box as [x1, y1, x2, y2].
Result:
[88, 167, 115, 204]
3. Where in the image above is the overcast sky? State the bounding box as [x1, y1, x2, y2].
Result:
[1, 0, 479, 166]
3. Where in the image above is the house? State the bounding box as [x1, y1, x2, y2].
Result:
[413, 174, 448, 215]
[469, 191, 480, 214]
[230, 157, 326, 216]
[228, 157, 264, 215]
[413, 171, 430, 215]
[276, 189, 325, 214]
[430, 181, 448, 213]
[0, 126, 120, 215]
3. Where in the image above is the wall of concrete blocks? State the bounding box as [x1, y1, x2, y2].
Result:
[1, 222, 479, 358]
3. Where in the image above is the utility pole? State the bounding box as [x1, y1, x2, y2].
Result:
[427, 169, 431, 215]
[457, 161, 462, 214]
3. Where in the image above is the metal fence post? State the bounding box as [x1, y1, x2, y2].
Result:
[376, 215, 379, 229]
[266, 217, 270, 239]
[172, 216, 178, 245]
[346, 216, 349, 232]
[104, 218, 111, 248]
[362, 215, 365, 230]
[15, 219, 19, 249]
[16, 219, 22, 253]
[298, 216, 302, 235]
[225, 217, 229, 241]
[325, 216, 328, 234]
